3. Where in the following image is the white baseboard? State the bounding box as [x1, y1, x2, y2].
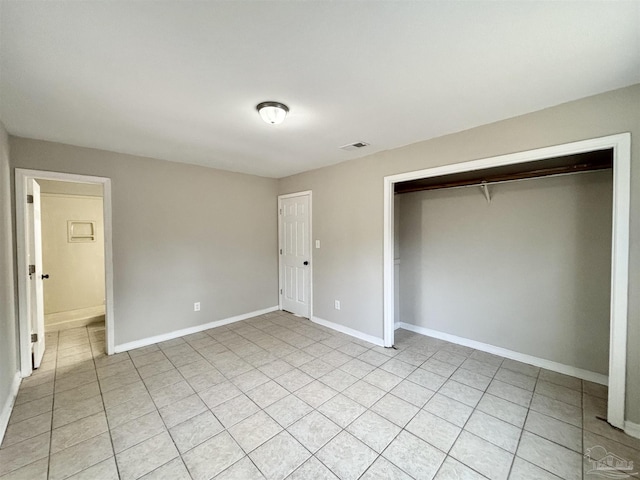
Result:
[0, 373, 22, 446]
[398, 322, 608, 386]
[625, 420, 640, 440]
[45, 305, 105, 326]
[46, 315, 105, 332]
[114, 306, 279, 353]
[312, 316, 385, 347]
[394, 322, 401, 330]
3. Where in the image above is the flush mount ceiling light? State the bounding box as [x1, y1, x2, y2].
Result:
[256, 101, 289, 125]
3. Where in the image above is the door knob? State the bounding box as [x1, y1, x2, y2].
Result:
[41, 274, 49, 279]
[303, 261, 309, 266]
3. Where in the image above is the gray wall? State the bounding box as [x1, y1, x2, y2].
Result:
[399, 171, 612, 375]
[278, 83, 640, 422]
[0, 122, 18, 424]
[10, 138, 279, 346]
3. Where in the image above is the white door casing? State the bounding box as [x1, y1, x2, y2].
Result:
[279, 192, 312, 318]
[383, 133, 631, 431]
[16, 168, 115, 377]
[27, 179, 45, 368]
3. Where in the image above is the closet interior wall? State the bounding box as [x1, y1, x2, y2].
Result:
[397, 169, 613, 375]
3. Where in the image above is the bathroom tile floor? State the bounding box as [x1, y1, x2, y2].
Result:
[1, 311, 639, 479]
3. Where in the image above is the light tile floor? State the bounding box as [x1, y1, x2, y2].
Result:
[1, 311, 639, 480]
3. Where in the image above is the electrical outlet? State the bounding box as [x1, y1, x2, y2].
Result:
[194, 302, 200, 312]
[334, 300, 340, 310]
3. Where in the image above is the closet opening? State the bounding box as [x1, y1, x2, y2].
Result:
[383, 134, 630, 430]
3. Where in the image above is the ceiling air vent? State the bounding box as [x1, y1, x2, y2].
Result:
[339, 141, 370, 151]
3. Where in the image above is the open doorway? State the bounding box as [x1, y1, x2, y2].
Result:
[39, 179, 106, 344]
[15, 169, 115, 378]
[383, 133, 631, 430]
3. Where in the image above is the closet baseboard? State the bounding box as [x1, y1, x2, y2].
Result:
[397, 322, 608, 386]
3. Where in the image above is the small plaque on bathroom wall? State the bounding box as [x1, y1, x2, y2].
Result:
[68, 221, 96, 243]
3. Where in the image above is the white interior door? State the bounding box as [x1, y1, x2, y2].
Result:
[280, 193, 311, 317]
[27, 179, 46, 368]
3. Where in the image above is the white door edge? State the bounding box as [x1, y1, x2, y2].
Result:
[15, 168, 116, 377]
[383, 133, 631, 429]
[27, 179, 45, 368]
[278, 191, 312, 319]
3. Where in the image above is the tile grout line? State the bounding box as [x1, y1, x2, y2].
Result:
[209, 311, 303, 479]
[383, 343, 590, 478]
[505, 363, 542, 480]
[430, 350, 507, 479]
[165, 333, 268, 477]
[232, 347, 329, 478]
[89, 325, 122, 480]
[130, 324, 289, 478]
[46, 329, 60, 480]
[208, 315, 367, 479]
[582, 377, 585, 479]
[46, 327, 112, 480]
[108, 340, 197, 477]
[215, 310, 322, 479]
[361, 344, 499, 479]
[8, 316, 634, 480]
[123, 343, 188, 478]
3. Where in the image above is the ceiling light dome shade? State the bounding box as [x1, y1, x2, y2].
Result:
[257, 101, 289, 125]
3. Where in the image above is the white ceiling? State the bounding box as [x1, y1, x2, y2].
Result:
[1, 2, 638, 178]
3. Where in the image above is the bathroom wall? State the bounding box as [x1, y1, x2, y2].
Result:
[40, 187, 105, 329]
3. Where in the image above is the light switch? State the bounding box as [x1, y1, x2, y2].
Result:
[315, 240, 320, 249]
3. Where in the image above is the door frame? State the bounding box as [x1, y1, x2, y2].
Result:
[278, 191, 313, 319]
[383, 133, 631, 429]
[15, 168, 115, 377]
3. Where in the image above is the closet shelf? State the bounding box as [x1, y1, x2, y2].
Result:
[394, 148, 613, 195]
